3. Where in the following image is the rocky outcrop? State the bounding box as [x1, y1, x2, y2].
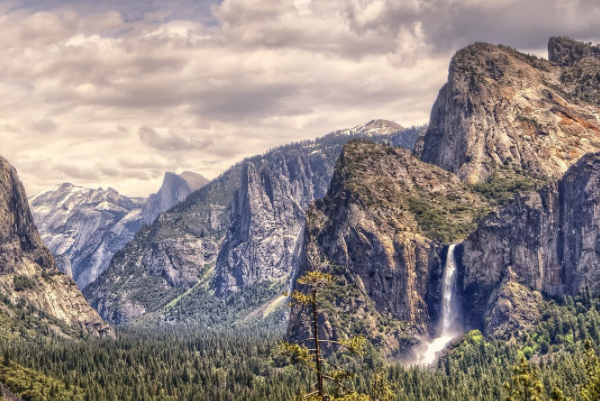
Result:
[0, 155, 110, 337]
[85, 121, 424, 325]
[420, 40, 600, 184]
[483, 281, 543, 339]
[549, 36, 600, 66]
[30, 184, 146, 289]
[459, 152, 600, 332]
[287, 141, 488, 357]
[0, 382, 24, 401]
[142, 171, 209, 224]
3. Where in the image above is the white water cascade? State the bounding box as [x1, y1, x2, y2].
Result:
[419, 244, 462, 365]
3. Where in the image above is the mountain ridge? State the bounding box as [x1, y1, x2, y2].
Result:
[0, 155, 111, 338]
[84, 120, 425, 326]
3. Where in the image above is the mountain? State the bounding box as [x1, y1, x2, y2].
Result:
[287, 37, 600, 356]
[30, 171, 208, 290]
[30, 184, 146, 289]
[419, 39, 600, 184]
[287, 140, 490, 357]
[84, 121, 425, 326]
[141, 171, 209, 224]
[0, 155, 110, 338]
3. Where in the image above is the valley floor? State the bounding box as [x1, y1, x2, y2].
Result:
[1, 291, 600, 400]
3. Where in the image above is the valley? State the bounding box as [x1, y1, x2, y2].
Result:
[2, 36, 600, 400]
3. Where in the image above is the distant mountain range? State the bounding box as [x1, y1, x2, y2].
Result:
[30, 171, 208, 289]
[83, 120, 425, 327]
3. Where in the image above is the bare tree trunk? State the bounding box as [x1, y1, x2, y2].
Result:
[312, 288, 325, 399]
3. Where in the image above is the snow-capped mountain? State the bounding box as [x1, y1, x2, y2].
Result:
[30, 184, 147, 289]
[30, 171, 209, 290]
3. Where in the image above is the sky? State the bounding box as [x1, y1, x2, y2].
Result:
[1, 0, 599, 197]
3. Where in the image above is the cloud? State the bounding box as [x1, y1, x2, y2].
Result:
[0, 0, 598, 198]
[138, 126, 214, 152]
[32, 118, 57, 133]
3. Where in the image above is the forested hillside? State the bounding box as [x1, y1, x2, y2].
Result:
[2, 292, 600, 400]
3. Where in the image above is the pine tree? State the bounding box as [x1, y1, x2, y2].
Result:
[281, 271, 368, 401]
[2, 349, 9, 367]
[549, 386, 566, 401]
[580, 339, 600, 401]
[369, 372, 395, 401]
[503, 356, 544, 401]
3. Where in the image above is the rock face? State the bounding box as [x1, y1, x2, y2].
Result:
[459, 152, 600, 332]
[142, 171, 209, 224]
[483, 281, 542, 339]
[30, 184, 146, 289]
[0, 155, 110, 337]
[287, 141, 488, 357]
[85, 121, 424, 325]
[420, 40, 600, 184]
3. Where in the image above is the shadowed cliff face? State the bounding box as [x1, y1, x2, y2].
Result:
[85, 121, 423, 326]
[420, 41, 600, 184]
[0, 155, 111, 337]
[460, 153, 600, 332]
[287, 141, 489, 357]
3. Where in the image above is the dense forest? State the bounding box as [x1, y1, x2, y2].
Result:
[2, 291, 600, 400]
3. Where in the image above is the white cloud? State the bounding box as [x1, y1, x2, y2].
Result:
[0, 0, 598, 197]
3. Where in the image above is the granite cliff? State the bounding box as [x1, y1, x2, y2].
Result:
[287, 37, 600, 354]
[287, 140, 489, 357]
[142, 171, 209, 224]
[0, 155, 110, 337]
[420, 39, 600, 184]
[460, 152, 600, 335]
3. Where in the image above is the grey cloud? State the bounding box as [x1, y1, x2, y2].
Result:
[4, 0, 600, 199]
[343, 0, 600, 55]
[11, 0, 217, 23]
[138, 126, 214, 152]
[53, 162, 101, 180]
[190, 83, 304, 121]
[32, 118, 57, 133]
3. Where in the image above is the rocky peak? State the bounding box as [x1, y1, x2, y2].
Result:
[420, 39, 600, 184]
[549, 36, 600, 66]
[0, 155, 111, 337]
[287, 140, 489, 357]
[362, 119, 404, 134]
[141, 171, 209, 224]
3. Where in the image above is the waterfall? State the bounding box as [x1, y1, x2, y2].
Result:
[440, 244, 459, 335]
[419, 244, 462, 365]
